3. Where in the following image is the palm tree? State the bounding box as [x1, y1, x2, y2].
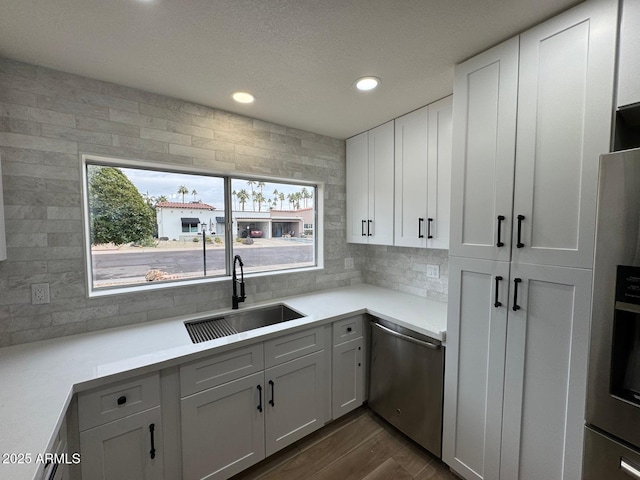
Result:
[272, 189, 279, 209]
[287, 193, 294, 210]
[236, 189, 250, 211]
[279, 192, 285, 209]
[177, 185, 189, 203]
[257, 181, 265, 193]
[247, 180, 255, 194]
[232, 190, 237, 211]
[251, 191, 257, 211]
[255, 192, 266, 212]
[292, 192, 302, 209]
[157, 195, 168, 203]
[301, 187, 313, 208]
[191, 189, 198, 202]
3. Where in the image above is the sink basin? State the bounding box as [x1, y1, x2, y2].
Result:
[185, 304, 305, 344]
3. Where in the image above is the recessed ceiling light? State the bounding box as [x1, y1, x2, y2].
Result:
[354, 76, 380, 92]
[232, 91, 255, 104]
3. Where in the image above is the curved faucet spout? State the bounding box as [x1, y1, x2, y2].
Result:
[232, 255, 246, 309]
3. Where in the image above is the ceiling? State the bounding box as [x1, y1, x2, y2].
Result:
[0, 0, 582, 140]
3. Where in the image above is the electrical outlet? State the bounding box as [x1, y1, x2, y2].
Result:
[426, 264, 440, 279]
[31, 283, 50, 305]
[344, 257, 354, 269]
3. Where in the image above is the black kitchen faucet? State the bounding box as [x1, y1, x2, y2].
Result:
[232, 255, 246, 309]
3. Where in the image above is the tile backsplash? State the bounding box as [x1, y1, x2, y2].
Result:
[0, 57, 447, 347]
[0, 57, 364, 346]
[361, 245, 448, 303]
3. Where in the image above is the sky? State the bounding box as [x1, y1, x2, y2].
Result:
[120, 167, 314, 211]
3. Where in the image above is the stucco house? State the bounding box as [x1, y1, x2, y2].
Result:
[155, 201, 218, 241]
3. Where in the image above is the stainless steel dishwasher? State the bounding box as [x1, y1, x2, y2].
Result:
[369, 317, 444, 457]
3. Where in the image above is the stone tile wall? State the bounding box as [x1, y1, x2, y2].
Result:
[0, 57, 449, 347]
[0, 58, 364, 346]
[361, 245, 449, 303]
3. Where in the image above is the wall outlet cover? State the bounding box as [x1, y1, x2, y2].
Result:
[344, 257, 354, 269]
[426, 264, 440, 279]
[31, 283, 50, 305]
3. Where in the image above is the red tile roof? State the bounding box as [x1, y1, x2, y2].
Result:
[156, 202, 216, 210]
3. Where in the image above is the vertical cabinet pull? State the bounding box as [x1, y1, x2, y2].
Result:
[149, 423, 156, 460]
[361, 220, 366, 236]
[516, 215, 525, 248]
[494, 276, 503, 308]
[257, 385, 263, 412]
[427, 218, 433, 239]
[497, 215, 505, 247]
[512, 278, 522, 311]
[418, 218, 424, 238]
[268, 380, 275, 407]
[367, 220, 372, 236]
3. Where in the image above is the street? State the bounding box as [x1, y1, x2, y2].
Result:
[91, 245, 314, 283]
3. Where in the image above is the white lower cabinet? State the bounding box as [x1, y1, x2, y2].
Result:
[331, 316, 366, 419]
[264, 350, 326, 456]
[77, 373, 163, 480]
[180, 325, 328, 480]
[181, 371, 265, 480]
[76, 322, 354, 480]
[332, 337, 364, 418]
[444, 258, 592, 480]
[79, 407, 163, 480]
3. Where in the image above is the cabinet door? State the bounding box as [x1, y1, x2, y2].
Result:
[181, 371, 265, 480]
[265, 350, 326, 456]
[512, 0, 617, 269]
[443, 257, 510, 480]
[394, 107, 428, 248]
[346, 131, 369, 244]
[427, 95, 452, 249]
[368, 121, 395, 245]
[500, 263, 592, 480]
[332, 337, 364, 418]
[80, 407, 163, 480]
[617, 0, 640, 108]
[449, 37, 519, 261]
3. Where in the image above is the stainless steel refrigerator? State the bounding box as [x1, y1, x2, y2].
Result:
[584, 147, 640, 479]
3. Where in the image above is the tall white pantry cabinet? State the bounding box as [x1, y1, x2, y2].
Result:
[443, 1, 617, 480]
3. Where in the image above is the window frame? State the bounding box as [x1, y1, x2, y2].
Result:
[80, 154, 324, 298]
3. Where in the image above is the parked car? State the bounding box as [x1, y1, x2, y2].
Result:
[250, 230, 263, 238]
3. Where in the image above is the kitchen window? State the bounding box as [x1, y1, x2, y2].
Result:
[82, 155, 320, 296]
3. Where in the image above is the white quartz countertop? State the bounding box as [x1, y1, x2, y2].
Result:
[0, 284, 447, 480]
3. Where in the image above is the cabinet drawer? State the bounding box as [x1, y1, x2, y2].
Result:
[264, 326, 325, 368]
[180, 343, 264, 397]
[78, 372, 160, 431]
[333, 316, 363, 345]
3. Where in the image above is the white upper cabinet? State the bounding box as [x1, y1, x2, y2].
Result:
[450, 0, 617, 269]
[394, 96, 452, 249]
[394, 107, 428, 248]
[346, 131, 370, 244]
[617, 0, 640, 108]
[449, 37, 519, 261]
[346, 121, 394, 245]
[512, 0, 617, 269]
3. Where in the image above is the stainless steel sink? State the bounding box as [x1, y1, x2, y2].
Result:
[185, 304, 305, 344]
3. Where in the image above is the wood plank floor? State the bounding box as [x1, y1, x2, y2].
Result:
[231, 407, 461, 480]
